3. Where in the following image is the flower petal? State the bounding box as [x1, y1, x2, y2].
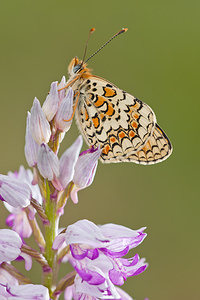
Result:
[8, 166, 42, 204]
[20, 252, 33, 271]
[30, 97, 51, 144]
[37, 143, 59, 181]
[25, 112, 40, 167]
[70, 147, 101, 203]
[0, 229, 22, 264]
[109, 255, 148, 285]
[5, 208, 32, 239]
[58, 76, 67, 104]
[52, 233, 66, 250]
[0, 175, 31, 208]
[6, 283, 49, 299]
[73, 146, 101, 189]
[100, 224, 147, 254]
[74, 273, 120, 299]
[59, 135, 83, 188]
[65, 220, 109, 248]
[42, 81, 59, 121]
[55, 87, 74, 132]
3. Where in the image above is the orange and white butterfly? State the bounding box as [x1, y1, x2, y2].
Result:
[63, 28, 172, 164]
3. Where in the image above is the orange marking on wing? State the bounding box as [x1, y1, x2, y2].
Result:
[156, 127, 163, 135]
[104, 87, 116, 97]
[119, 131, 126, 139]
[133, 113, 139, 119]
[142, 141, 151, 153]
[95, 96, 105, 107]
[133, 103, 140, 110]
[106, 103, 114, 116]
[86, 99, 91, 106]
[131, 121, 138, 129]
[129, 130, 135, 137]
[110, 137, 116, 143]
[100, 113, 105, 120]
[102, 144, 111, 155]
[85, 109, 89, 121]
[92, 116, 100, 128]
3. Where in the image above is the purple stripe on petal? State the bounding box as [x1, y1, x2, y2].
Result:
[99, 246, 129, 258]
[70, 245, 88, 260]
[120, 254, 139, 267]
[6, 214, 15, 227]
[74, 267, 93, 282]
[132, 265, 147, 276]
[109, 269, 125, 286]
[73, 265, 105, 286]
[89, 248, 99, 260]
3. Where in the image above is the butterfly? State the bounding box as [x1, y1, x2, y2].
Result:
[63, 28, 172, 165]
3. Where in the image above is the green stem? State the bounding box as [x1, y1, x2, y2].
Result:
[43, 180, 58, 296]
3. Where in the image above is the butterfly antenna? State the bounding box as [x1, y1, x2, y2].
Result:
[85, 28, 128, 63]
[81, 28, 95, 64]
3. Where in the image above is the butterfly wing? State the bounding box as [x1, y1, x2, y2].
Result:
[75, 75, 171, 164]
[109, 124, 172, 164]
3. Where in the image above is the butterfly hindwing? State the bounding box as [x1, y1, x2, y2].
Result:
[100, 124, 172, 164]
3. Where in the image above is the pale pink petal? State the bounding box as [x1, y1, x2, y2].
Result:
[59, 136, 83, 188]
[64, 285, 73, 300]
[0, 175, 31, 208]
[57, 76, 67, 105]
[30, 98, 51, 144]
[0, 230, 22, 264]
[52, 233, 66, 250]
[70, 147, 101, 203]
[20, 253, 32, 271]
[5, 208, 32, 239]
[65, 220, 109, 247]
[73, 147, 101, 189]
[100, 224, 147, 251]
[37, 143, 59, 181]
[55, 87, 74, 132]
[25, 112, 39, 167]
[0, 268, 18, 287]
[42, 81, 59, 121]
[74, 274, 120, 299]
[8, 166, 42, 205]
[6, 283, 49, 299]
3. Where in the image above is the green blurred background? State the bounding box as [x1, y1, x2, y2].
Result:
[0, 1, 199, 299]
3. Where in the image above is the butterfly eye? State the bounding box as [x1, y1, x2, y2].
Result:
[73, 64, 81, 73]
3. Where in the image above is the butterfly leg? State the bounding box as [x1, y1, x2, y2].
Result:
[63, 91, 80, 122]
[58, 76, 80, 92]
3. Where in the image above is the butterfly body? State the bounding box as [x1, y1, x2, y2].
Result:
[66, 57, 172, 164]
